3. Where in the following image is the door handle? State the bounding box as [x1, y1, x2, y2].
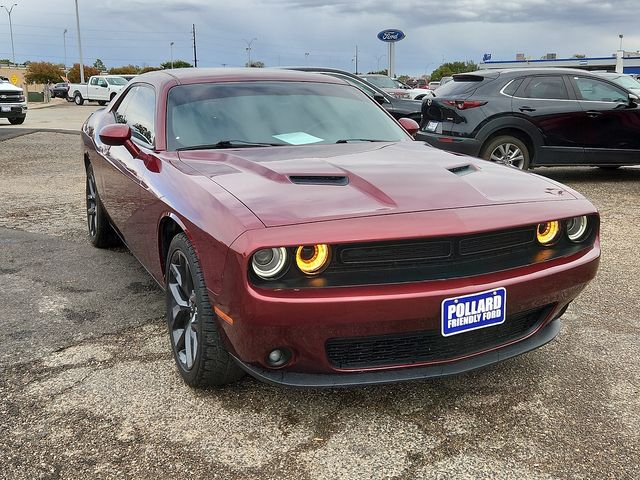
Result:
[586, 110, 602, 118]
[519, 106, 536, 112]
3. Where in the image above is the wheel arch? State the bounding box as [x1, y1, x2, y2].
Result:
[477, 119, 542, 165]
[158, 213, 192, 278]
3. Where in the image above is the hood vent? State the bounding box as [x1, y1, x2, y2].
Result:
[289, 175, 349, 186]
[447, 164, 475, 176]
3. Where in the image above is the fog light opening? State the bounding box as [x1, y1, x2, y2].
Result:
[266, 348, 292, 368]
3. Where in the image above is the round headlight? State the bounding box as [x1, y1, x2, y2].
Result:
[251, 247, 288, 279]
[537, 221, 561, 246]
[295, 244, 331, 275]
[566, 216, 589, 242]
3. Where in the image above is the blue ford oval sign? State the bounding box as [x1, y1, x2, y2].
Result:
[377, 29, 405, 42]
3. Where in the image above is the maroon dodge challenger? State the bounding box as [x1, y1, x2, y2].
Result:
[81, 68, 600, 388]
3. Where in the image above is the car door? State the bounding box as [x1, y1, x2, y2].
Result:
[569, 75, 640, 165]
[511, 75, 587, 165]
[88, 77, 100, 98]
[98, 85, 157, 262]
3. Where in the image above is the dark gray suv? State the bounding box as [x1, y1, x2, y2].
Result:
[416, 68, 640, 169]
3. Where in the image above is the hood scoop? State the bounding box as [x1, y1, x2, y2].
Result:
[448, 164, 477, 176]
[289, 175, 349, 186]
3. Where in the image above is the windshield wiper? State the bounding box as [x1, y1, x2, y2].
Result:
[335, 138, 388, 144]
[177, 140, 286, 151]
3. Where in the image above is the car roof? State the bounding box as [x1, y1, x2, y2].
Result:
[136, 67, 345, 86]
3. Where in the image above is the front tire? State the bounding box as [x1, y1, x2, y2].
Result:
[74, 92, 84, 105]
[481, 135, 530, 170]
[98, 100, 107, 106]
[86, 163, 118, 248]
[166, 233, 244, 387]
[8, 116, 25, 125]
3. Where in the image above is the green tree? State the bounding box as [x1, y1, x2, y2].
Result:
[397, 74, 411, 84]
[160, 60, 192, 69]
[109, 65, 140, 75]
[24, 62, 64, 84]
[140, 66, 161, 73]
[93, 58, 106, 71]
[245, 61, 265, 68]
[366, 69, 388, 75]
[67, 63, 101, 83]
[429, 61, 478, 82]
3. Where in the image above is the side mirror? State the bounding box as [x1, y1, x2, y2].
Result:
[398, 117, 420, 137]
[373, 93, 386, 105]
[99, 124, 140, 158]
[630, 93, 638, 105]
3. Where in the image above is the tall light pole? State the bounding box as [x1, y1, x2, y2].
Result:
[0, 3, 17, 65]
[63, 28, 67, 72]
[170, 42, 174, 68]
[376, 54, 386, 71]
[243, 37, 257, 67]
[619, 34, 624, 51]
[304, 52, 309, 65]
[74, 0, 85, 83]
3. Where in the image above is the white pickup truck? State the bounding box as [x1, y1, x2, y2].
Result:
[0, 78, 27, 124]
[68, 75, 128, 106]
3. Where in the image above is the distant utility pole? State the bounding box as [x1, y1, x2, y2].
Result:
[243, 37, 257, 67]
[74, 0, 85, 83]
[192, 24, 198, 67]
[0, 3, 17, 65]
[63, 28, 67, 72]
[354, 45, 358, 74]
[305, 52, 309, 65]
[170, 41, 174, 68]
[619, 34, 624, 51]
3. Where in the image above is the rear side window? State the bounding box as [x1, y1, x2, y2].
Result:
[502, 78, 524, 96]
[435, 75, 485, 97]
[573, 77, 628, 102]
[519, 76, 568, 100]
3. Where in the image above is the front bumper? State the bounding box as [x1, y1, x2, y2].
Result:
[232, 319, 561, 387]
[0, 103, 27, 118]
[415, 130, 482, 157]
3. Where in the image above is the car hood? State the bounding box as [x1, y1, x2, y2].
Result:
[178, 142, 577, 227]
[0, 81, 22, 93]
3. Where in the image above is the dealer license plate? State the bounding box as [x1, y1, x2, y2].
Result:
[441, 287, 506, 337]
[426, 120, 439, 132]
[1, 106, 10, 112]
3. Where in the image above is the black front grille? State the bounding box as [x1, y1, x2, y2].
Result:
[0, 92, 22, 103]
[340, 240, 452, 264]
[325, 305, 552, 369]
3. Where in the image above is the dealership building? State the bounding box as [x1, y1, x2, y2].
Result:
[479, 52, 640, 74]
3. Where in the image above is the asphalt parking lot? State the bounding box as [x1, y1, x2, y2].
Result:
[0, 105, 638, 479]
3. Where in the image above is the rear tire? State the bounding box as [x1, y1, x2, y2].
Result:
[86, 163, 118, 248]
[74, 92, 84, 105]
[166, 233, 245, 388]
[98, 100, 107, 106]
[8, 116, 25, 125]
[481, 135, 531, 170]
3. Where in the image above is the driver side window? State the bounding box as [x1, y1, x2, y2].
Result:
[574, 77, 628, 102]
[114, 85, 156, 146]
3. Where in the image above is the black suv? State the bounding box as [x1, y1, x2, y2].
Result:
[284, 67, 423, 123]
[416, 68, 640, 169]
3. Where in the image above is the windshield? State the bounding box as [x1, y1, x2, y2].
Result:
[166, 81, 407, 151]
[610, 75, 640, 90]
[361, 75, 397, 89]
[106, 77, 128, 85]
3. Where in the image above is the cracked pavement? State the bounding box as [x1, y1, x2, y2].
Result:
[0, 128, 638, 479]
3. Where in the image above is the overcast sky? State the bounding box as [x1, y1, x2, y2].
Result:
[1, 0, 637, 76]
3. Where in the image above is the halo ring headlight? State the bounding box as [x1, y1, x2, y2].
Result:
[537, 221, 561, 246]
[295, 244, 331, 275]
[566, 216, 589, 242]
[252, 247, 288, 279]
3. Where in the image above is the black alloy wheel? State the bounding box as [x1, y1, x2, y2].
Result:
[166, 233, 244, 387]
[85, 164, 118, 248]
[482, 135, 530, 170]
